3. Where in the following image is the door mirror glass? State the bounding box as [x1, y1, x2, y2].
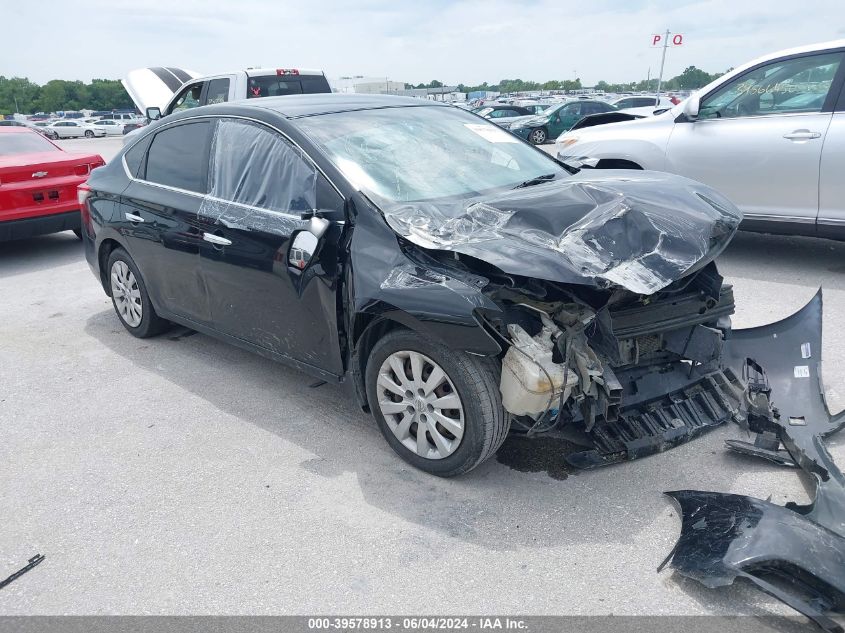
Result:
[146, 106, 162, 121]
[289, 231, 319, 270]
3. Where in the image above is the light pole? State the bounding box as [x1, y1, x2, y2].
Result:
[655, 29, 670, 100]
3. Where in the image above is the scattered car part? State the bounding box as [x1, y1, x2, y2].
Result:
[0, 554, 45, 590]
[660, 291, 845, 631]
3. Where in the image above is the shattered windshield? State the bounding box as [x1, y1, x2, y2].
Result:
[297, 105, 565, 203]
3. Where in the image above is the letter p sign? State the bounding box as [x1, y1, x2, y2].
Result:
[652, 34, 662, 46]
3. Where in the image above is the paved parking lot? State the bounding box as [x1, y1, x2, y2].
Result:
[1, 135, 843, 617]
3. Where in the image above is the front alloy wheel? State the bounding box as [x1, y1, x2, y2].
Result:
[376, 350, 465, 460]
[365, 329, 510, 477]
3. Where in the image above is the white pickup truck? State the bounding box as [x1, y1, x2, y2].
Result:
[121, 67, 332, 144]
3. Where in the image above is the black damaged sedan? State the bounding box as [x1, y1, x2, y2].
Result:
[81, 94, 746, 477]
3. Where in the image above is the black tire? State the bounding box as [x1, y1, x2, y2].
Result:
[365, 329, 510, 477]
[84, 130, 94, 138]
[528, 127, 548, 145]
[106, 247, 169, 338]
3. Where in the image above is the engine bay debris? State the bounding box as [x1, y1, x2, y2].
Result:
[660, 291, 845, 632]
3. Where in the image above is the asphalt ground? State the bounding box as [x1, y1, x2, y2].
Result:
[0, 135, 843, 619]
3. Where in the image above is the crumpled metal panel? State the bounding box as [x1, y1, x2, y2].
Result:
[661, 291, 845, 632]
[380, 171, 742, 294]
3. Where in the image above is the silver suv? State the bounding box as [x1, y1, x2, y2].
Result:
[556, 40, 845, 239]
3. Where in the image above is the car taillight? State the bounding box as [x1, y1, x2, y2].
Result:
[276, 68, 300, 76]
[77, 183, 91, 207]
[74, 164, 91, 176]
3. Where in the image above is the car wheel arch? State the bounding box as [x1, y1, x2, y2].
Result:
[98, 238, 124, 295]
[350, 313, 411, 412]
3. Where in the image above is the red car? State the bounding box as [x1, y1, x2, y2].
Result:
[0, 127, 105, 241]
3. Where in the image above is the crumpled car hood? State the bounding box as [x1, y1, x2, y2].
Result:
[380, 170, 743, 295]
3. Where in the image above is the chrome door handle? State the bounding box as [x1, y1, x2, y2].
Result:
[202, 232, 232, 246]
[783, 130, 821, 140]
[125, 212, 144, 223]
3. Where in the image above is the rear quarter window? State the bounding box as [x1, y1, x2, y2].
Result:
[123, 134, 153, 178]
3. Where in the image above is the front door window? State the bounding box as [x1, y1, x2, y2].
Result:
[699, 52, 842, 119]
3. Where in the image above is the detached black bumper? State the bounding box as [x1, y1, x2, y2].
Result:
[0, 210, 81, 241]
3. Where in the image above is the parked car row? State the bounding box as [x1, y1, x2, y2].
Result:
[470, 96, 668, 144]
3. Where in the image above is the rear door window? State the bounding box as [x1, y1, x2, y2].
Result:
[144, 122, 213, 193]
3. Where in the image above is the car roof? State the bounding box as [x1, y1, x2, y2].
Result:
[747, 38, 845, 66]
[245, 93, 449, 118]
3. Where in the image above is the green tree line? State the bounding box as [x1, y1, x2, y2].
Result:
[409, 66, 728, 95]
[0, 77, 134, 114]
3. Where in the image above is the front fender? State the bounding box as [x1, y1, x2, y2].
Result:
[348, 197, 503, 357]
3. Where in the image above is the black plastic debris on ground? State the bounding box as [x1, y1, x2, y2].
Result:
[660, 291, 845, 632]
[0, 554, 45, 590]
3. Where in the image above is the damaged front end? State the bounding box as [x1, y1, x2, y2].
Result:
[377, 171, 747, 467]
[479, 261, 745, 467]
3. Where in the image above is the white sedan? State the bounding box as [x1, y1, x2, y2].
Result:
[92, 119, 127, 136]
[44, 120, 107, 139]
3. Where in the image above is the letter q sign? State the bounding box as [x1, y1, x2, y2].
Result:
[652, 33, 684, 46]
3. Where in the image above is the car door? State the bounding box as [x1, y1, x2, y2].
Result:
[196, 117, 346, 375]
[551, 102, 583, 136]
[118, 120, 214, 324]
[52, 122, 69, 138]
[666, 50, 845, 225]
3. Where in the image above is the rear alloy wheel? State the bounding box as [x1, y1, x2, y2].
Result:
[107, 248, 169, 338]
[529, 127, 548, 145]
[84, 130, 94, 138]
[366, 329, 510, 477]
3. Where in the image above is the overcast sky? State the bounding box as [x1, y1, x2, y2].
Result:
[4, 0, 845, 86]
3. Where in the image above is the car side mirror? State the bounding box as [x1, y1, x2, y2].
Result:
[146, 107, 162, 121]
[682, 95, 700, 121]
